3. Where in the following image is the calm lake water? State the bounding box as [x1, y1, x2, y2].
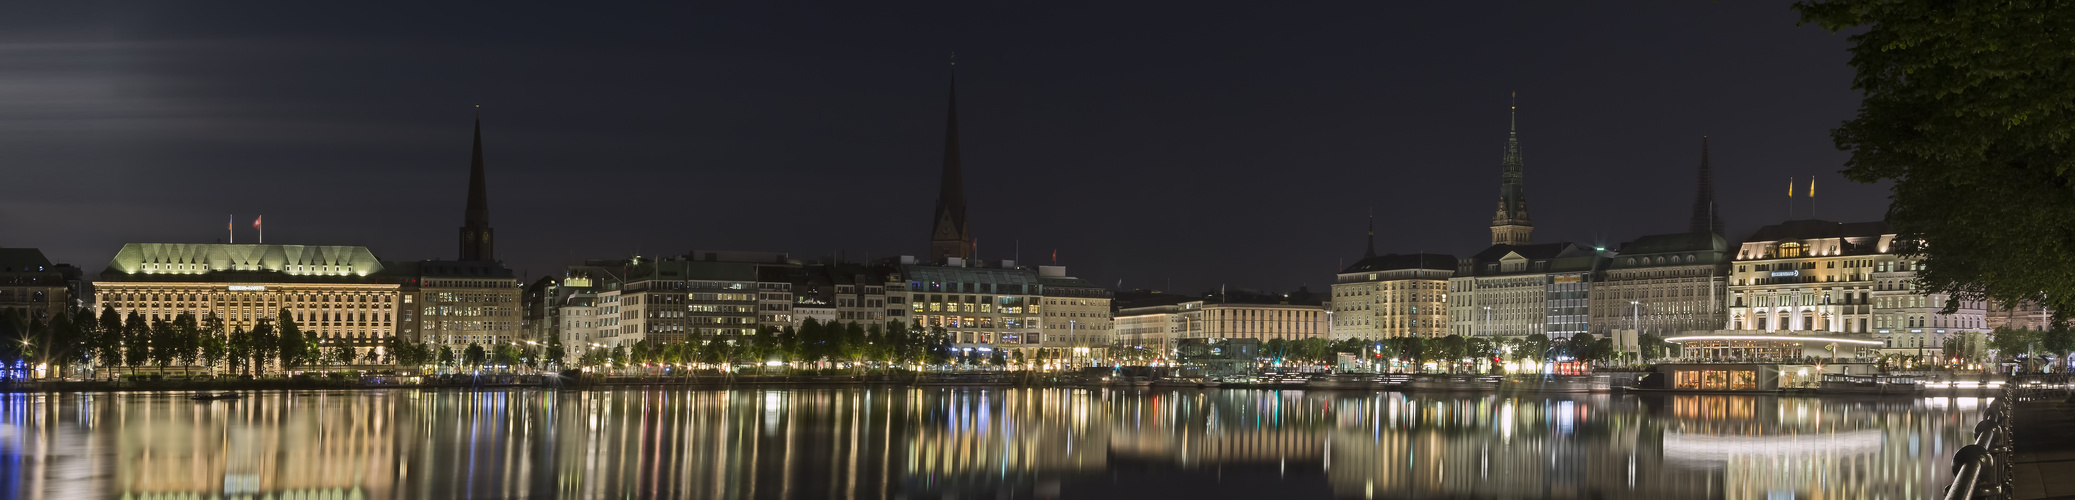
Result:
[0, 387, 1983, 499]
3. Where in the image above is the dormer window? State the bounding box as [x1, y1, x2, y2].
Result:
[1778, 243, 1805, 258]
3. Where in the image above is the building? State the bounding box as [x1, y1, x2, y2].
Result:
[401, 260, 520, 347]
[1590, 232, 1730, 338]
[0, 248, 73, 320]
[1446, 98, 1599, 340]
[551, 263, 623, 360]
[1987, 301, 2051, 331]
[399, 113, 521, 348]
[1038, 266, 1113, 365]
[1116, 290, 1329, 359]
[617, 257, 761, 345]
[1724, 219, 1988, 355]
[900, 262, 1044, 358]
[1448, 242, 1599, 339]
[93, 243, 404, 359]
[1331, 249, 1456, 340]
[1590, 140, 1732, 340]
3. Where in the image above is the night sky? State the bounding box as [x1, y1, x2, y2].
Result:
[1, 2, 1880, 293]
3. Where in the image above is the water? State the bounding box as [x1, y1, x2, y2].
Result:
[0, 388, 1983, 499]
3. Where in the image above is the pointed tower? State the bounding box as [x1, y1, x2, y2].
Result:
[1490, 95, 1533, 246]
[929, 58, 972, 263]
[1690, 137, 1726, 236]
[1363, 211, 1377, 259]
[459, 107, 496, 262]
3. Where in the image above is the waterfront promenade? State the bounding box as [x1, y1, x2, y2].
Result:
[2012, 400, 2075, 499]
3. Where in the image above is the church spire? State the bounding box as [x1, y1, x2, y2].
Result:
[1490, 94, 1533, 246]
[1690, 137, 1725, 236]
[929, 55, 972, 263]
[1364, 209, 1377, 259]
[459, 106, 496, 262]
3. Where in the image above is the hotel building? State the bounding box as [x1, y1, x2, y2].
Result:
[1725, 219, 1987, 354]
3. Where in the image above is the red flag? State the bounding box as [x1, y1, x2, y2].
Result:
[253, 215, 262, 229]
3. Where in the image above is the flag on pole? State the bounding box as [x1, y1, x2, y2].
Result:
[254, 215, 263, 244]
[253, 215, 262, 230]
[1809, 178, 1816, 197]
[228, 215, 234, 244]
[1788, 177, 1794, 197]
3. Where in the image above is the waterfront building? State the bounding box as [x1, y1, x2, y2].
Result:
[1725, 219, 1988, 355]
[1589, 232, 1730, 339]
[1448, 242, 1599, 339]
[0, 248, 75, 320]
[1116, 291, 1328, 359]
[1330, 244, 1455, 340]
[1038, 266, 1112, 364]
[93, 243, 403, 357]
[898, 261, 1041, 356]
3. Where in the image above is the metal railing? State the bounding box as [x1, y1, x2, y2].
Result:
[1946, 374, 2072, 500]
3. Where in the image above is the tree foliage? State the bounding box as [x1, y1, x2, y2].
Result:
[1796, 1, 2075, 319]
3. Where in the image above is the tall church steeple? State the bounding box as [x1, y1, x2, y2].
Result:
[1363, 210, 1377, 259]
[1490, 95, 1533, 246]
[459, 107, 496, 262]
[1690, 137, 1725, 236]
[929, 56, 972, 263]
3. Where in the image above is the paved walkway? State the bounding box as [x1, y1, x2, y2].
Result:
[2011, 401, 2075, 499]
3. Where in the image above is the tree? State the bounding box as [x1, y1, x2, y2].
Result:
[331, 340, 356, 366]
[1520, 334, 1552, 364]
[226, 325, 250, 376]
[1637, 333, 1669, 362]
[1795, 1, 2075, 322]
[464, 342, 488, 367]
[122, 312, 149, 369]
[200, 316, 228, 373]
[249, 318, 277, 376]
[989, 350, 1007, 370]
[42, 311, 77, 377]
[94, 307, 123, 378]
[437, 345, 457, 367]
[276, 309, 307, 372]
[545, 335, 566, 368]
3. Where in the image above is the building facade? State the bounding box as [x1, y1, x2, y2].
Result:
[0, 248, 73, 320]
[1038, 266, 1112, 364]
[1725, 220, 1988, 354]
[1589, 232, 1730, 338]
[1448, 243, 1599, 339]
[1331, 253, 1455, 340]
[94, 244, 404, 359]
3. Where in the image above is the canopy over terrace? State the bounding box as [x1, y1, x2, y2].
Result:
[1665, 330, 1883, 363]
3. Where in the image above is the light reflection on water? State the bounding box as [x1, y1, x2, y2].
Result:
[0, 389, 1980, 499]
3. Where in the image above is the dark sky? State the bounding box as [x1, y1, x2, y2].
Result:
[0, 2, 1880, 293]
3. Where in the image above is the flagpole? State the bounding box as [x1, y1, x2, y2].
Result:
[229, 214, 235, 244]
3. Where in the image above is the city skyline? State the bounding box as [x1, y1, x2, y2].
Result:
[0, 1, 1887, 293]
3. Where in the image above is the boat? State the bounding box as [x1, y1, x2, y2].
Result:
[1814, 374, 1922, 396]
[191, 392, 242, 401]
[1151, 376, 1221, 388]
[1305, 373, 1369, 390]
[1111, 376, 1153, 387]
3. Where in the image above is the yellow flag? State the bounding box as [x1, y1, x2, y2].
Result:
[1788, 177, 1794, 197]
[1809, 178, 1816, 198]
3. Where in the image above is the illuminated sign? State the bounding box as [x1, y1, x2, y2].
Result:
[1770, 270, 1800, 277]
[228, 285, 266, 291]
[1553, 275, 1582, 283]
